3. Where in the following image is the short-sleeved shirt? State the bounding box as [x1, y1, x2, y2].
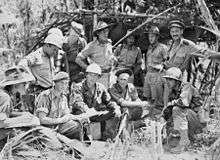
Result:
[62, 35, 87, 82]
[77, 39, 113, 70]
[165, 38, 200, 71]
[146, 42, 168, 72]
[109, 83, 139, 105]
[115, 44, 142, 69]
[35, 89, 70, 119]
[19, 47, 54, 88]
[70, 80, 114, 112]
[0, 89, 11, 117]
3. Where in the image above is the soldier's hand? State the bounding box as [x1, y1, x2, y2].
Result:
[60, 114, 73, 123]
[141, 101, 150, 108]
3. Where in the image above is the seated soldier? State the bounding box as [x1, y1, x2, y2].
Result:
[162, 67, 203, 153]
[35, 72, 82, 140]
[70, 63, 121, 140]
[0, 66, 37, 141]
[109, 68, 149, 121]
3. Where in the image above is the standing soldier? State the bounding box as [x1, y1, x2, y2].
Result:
[62, 21, 87, 84]
[114, 30, 142, 83]
[18, 33, 64, 113]
[164, 19, 201, 74]
[75, 21, 116, 88]
[19, 33, 64, 92]
[143, 26, 168, 113]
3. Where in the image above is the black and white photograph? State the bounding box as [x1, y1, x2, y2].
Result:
[0, 0, 220, 159]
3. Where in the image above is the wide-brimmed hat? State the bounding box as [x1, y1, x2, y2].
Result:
[71, 21, 85, 36]
[53, 72, 69, 82]
[168, 19, 185, 29]
[0, 66, 35, 87]
[93, 21, 114, 36]
[115, 68, 133, 77]
[163, 67, 182, 81]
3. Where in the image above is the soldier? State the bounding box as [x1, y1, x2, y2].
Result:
[75, 21, 116, 88]
[162, 67, 203, 153]
[19, 33, 64, 92]
[0, 66, 37, 141]
[70, 63, 121, 140]
[35, 72, 83, 140]
[114, 30, 142, 83]
[143, 26, 168, 112]
[164, 19, 201, 74]
[109, 68, 149, 121]
[62, 21, 87, 84]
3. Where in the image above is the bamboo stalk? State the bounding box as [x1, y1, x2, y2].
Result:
[112, 3, 181, 49]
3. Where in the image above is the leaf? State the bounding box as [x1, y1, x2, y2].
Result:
[15, 150, 41, 158]
[199, 26, 220, 38]
[38, 127, 63, 149]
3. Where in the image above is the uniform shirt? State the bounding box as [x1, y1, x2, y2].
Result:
[115, 44, 142, 70]
[19, 47, 54, 88]
[109, 83, 140, 105]
[0, 89, 11, 117]
[35, 89, 70, 119]
[146, 42, 168, 72]
[77, 39, 114, 71]
[62, 35, 87, 82]
[70, 80, 115, 112]
[165, 38, 200, 71]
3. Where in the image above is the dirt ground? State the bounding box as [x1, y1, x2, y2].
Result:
[84, 141, 210, 160]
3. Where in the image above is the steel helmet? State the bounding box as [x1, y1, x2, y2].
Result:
[163, 67, 182, 81]
[44, 33, 63, 49]
[48, 28, 63, 37]
[86, 63, 102, 76]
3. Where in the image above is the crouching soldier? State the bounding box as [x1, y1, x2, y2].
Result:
[70, 63, 121, 140]
[109, 68, 150, 121]
[0, 66, 38, 141]
[35, 72, 82, 140]
[162, 67, 203, 153]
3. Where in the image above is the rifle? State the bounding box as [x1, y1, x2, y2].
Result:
[110, 109, 129, 160]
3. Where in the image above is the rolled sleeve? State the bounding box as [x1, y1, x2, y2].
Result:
[77, 42, 94, 59]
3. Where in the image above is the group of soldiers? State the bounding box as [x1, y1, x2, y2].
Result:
[0, 18, 211, 154]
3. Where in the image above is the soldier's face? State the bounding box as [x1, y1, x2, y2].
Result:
[117, 74, 129, 88]
[46, 44, 59, 57]
[56, 79, 69, 94]
[148, 33, 157, 44]
[167, 78, 177, 88]
[97, 28, 109, 41]
[170, 27, 183, 41]
[86, 73, 100, 85]
[126, 36, 135, 46]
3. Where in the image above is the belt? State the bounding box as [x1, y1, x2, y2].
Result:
[102, 68, 111, 73]
[147, 66, 160, 73]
